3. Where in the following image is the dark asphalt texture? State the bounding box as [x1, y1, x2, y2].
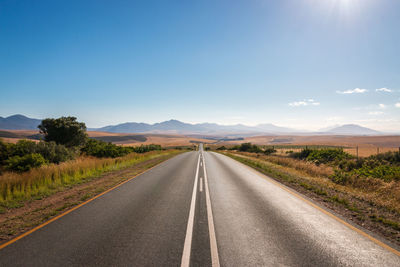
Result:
[0, 149, 399, 266]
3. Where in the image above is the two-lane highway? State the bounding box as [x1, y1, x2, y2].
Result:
[0, 146, 399, 266]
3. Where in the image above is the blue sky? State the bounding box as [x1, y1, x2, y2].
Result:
[1, 0, 399, 131]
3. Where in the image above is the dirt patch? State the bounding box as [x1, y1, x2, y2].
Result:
[0, 154, 176, 244]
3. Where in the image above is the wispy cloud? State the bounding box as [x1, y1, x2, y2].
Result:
[368, 111, 384, 115]
[396, 103, 400, 108]
[336, 88, 368, 94]
[289, 99, 320, 107]
[376, 87, 393, 93]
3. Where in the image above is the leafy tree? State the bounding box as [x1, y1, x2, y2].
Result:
[38, 117, 87, 147]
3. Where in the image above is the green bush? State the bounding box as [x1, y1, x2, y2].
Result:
[6, 153, 47, 172]
[264, 148, 276, 155]
[330, 170, 352, 185]
[0, 139, 13, 165]
[353, 165, 400, 182]
[83, 140, 162, 158]
[216, 146, 227, 150]
[132, 144, 162, 153]
[290, 148, 313, 160]
[0, 140, 76, 171]
[82, 139, 131, 158]
[10, 139, 37, 156]
[371, 151, 400, 165]
[35, 141, 77, 163]
[291, 148, 351, 165]
[237, 143, 262, 153]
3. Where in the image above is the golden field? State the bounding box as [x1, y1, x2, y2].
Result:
[1, 129, 399, 157]
[217, 135, 400, 157]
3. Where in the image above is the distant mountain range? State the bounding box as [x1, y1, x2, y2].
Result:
[93, 120, 301, 135]
[0, 114, 388, 136]
[323, 124, 381, 135]
[0, 115, 42, 130]
[93, 120, 385, 136]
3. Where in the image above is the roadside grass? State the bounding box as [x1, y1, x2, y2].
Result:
[0, 150, 182, 209]
[221, 151, 400, 244]
[0, 151, 184, 243]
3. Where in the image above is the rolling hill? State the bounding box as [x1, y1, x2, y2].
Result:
[0, 114, 385, 136]
[0, 115, 42, 130]
[326, 124, 381, 135]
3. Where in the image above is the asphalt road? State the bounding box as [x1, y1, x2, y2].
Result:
[0, 147, 399, 266]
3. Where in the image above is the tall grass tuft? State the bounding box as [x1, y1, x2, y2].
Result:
[0, 150, 177, 206]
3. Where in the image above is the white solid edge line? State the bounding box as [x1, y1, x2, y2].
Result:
[181, 154, 201, 267]
[202, 152, 221, 267]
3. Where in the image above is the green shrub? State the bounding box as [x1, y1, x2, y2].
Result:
[132, 144, 162, 153]
[330, 170, 352, 185]
[337, 159, 358, 171]
[82, 139, 131, 158]
[0, 139, 13, 164]
[83, 140, 162, 158]
[264, 148, 276, 155]
[216, 146, 227, 150]
[354, 165, 400, 182]
[307, 148, 351, 165]
[35, 141, 77, 163]
[370, 151, 400, 165]
[237, 143, 262, 153]
[10, 139, 37, 156]
[290, 148, 313, 160]
[0, 140, 76, 170]
[6, 153, 47, 172]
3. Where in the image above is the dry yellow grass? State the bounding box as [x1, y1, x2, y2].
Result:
[224, 151, 400, 245]
[0, 150, 181, 206]
[218, 135, 400, 157]
[228, 152, 400, 215]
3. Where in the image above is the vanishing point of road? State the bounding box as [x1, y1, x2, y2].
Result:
[0, 144, 399, 266]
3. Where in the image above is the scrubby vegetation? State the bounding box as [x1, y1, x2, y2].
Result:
[333, 151, 400, 184]
[0, 150, 180, 207]
[0, 116, 165, 174]
[225, 143, 276, 155]
[225, 143, 400, 184]
[218, 143, 400, 243]
[81, 139, 161, 158]
[289, 147, 400, 184]
[0, 116, 178, 209]
[290, 148, 352, 164]
[0, 139, 77, 172]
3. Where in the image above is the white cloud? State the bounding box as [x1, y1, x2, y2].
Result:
[396, 103, 400, 108]
[368, 111, 384, 115]
[376, 88, 393, 93]
[289, 99, 320, 107]
[336, 88, 368, 94]
[378, 104, 386, 109]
